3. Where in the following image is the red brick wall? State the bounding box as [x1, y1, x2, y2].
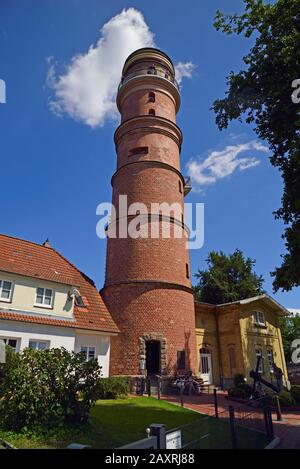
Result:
[116, 129, 181, 171]
[112, 163, 184, 211]
[102, 283, 197, 375]
[121, 89, 176, 122]
[105, 231, 190, 287]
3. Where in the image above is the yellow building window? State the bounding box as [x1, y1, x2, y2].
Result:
[267, 349, 274, 373]
[253, 310, 265, 326]
[255, 349, 264, 373]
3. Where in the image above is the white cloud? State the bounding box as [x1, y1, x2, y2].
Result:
[47, 8, 154, 127]
[187, 141, 268, 191]
[175, 61, 195, 84]
[47, 8, 195, 127]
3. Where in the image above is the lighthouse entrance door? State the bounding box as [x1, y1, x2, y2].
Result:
[146, 340, 161, 375]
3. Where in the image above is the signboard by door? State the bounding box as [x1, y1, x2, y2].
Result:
[166, 430, 182, 449]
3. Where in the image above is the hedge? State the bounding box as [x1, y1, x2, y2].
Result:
[97, 376, 130, 399]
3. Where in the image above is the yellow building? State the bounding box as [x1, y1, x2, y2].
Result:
[195, 295, 288, 388]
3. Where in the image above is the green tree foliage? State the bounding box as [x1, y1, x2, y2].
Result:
[194, 249, 265, 304]
[279, 314, 300, 362]
[0, 347, 101, 432]
[212, 0, 300, 291]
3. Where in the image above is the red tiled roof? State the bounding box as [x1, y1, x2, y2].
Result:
[0, 234, 119, 334]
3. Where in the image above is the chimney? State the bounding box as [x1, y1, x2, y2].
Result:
[42, 238, 51, 248]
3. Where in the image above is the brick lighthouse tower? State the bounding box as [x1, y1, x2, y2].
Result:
[101, 48, 197, 377]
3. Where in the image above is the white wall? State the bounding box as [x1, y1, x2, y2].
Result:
[0, 320, 111, 377]
[0, 320, 75, 351]
[75, 332, 111, 377]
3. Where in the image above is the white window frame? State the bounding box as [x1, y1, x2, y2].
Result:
[34, 287, 54, 309]
[253, 310, 266, 326]
[0, 279, 13, 302]
[28, 340, 50, 351]
[0, 336, 20, 352]
[267, 349, 274, 373]
[80, 346, 96, 362]
[256, 349, 264, 373]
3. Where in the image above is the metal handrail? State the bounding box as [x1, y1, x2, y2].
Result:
[118, 69, 180, 92]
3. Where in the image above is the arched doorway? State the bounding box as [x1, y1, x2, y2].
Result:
[200, 348, 212, 384]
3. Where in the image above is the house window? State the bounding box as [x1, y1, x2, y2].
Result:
[256, 349, 264, 373]
[177, 350, 185, 369]
[267, 349, 274, 372]
[149, 109, 155, 116]
[35, 287, 53, 308]
[253, 311, 265, 326]
[149, 92, 155, 103]
[186, 263, 190, 279]
[129, 146, 148, 157]
[80, 346, 96, 361]
[29, 340, 50, 351]
[0, 280, 13, 302]
[1, 337, 18, 351]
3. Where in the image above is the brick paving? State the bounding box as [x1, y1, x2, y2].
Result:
[162, 391, 300, 449]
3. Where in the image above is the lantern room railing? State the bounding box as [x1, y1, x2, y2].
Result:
[118, 67, 180, 92]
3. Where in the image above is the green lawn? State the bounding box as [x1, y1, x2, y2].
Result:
[0, 397, 268, 449]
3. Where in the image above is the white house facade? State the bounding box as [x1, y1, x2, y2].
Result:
[0, 234, 119, 377]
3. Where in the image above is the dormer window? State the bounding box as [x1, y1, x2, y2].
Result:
[253, 310, 265, 326]
[75, 294, 85, 307]
[0, 280, 13, 302]
[68, 288, 86, 307]
[35, 287, 53, 308]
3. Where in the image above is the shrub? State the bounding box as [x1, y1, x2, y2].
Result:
[277, 390, 295, 407]
[291, 386, 300, 404]
[233, 373, 246, 387]
[228, 383, 252, 399]
[97, 376, 130, 399]
[0, 347, 101, 432]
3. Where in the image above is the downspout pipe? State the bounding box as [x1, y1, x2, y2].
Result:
[214, 308, 224, 389]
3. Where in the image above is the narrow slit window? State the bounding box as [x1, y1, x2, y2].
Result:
[177, 350, 186, 369]
[179, 180, 182, 193]
[186, 263, 190, 279]
[128, 146, 148, 157]
[149, 109, 155, 116]
[149, 92, 155, 103]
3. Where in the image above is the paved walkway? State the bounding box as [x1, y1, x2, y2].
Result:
[162, 391, 300, 449]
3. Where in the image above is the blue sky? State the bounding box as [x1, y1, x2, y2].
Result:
[0, 0, 298, 307]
